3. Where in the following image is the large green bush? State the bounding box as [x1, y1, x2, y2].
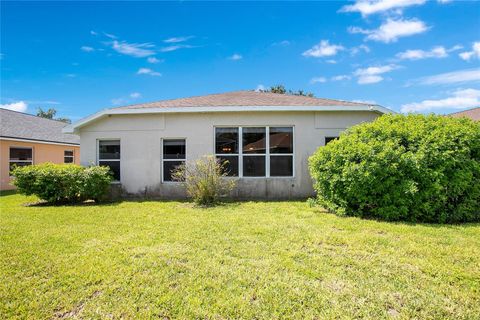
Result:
[309, 114, 480, 223]
[12, 163, 112, 204]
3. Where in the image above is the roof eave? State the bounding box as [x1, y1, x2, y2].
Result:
[63, 104, 396, 134]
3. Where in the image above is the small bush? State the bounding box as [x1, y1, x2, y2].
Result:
[309, 114, 480, 223]
[12, 163, 112, 204]
[172, 155, 236, 205]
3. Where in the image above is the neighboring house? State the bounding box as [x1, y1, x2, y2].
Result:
[0, 108, 80, 190]
[449, 107, 480, 121]
[64, 90, 393, 199]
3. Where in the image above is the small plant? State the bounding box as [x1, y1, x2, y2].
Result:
[12, 163, 112, 204]
[172, 155, 236, 205]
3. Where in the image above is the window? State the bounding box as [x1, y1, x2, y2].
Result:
[98, 140, 120, 181]
[64, 150, 74, 163]
[215, 126, 294, 178]
[9, 147, 33, 174]
[163, 139, 186, 182]
[269, 127, 293, 177]
[325, 136, 338, 145]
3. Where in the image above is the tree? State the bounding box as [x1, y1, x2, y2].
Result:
[259, 84, 314, 97]
[37, 108, 71, 124]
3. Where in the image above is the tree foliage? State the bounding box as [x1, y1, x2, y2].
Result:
[309, 114, 480, 223]
[37, 108, 71, 124]
[260, 84, 315, 97]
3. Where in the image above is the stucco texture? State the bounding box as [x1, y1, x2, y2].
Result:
[79, 111, 379, 199]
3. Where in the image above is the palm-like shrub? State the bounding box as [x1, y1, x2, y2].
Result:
[172, 155, 236, 205]
[309, 114, 480, 223]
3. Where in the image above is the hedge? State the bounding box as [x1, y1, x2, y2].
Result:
[12, 163, 112, 204]
[309, 114, 480, 223]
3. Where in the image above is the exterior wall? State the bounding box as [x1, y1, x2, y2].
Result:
[0, 139, 80, 190]
[79, 111, 379, 199]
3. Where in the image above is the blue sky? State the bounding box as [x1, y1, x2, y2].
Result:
[1, 1, 479, 121]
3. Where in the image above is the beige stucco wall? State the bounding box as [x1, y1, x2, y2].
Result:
[0, 139, 80, 190]
[79, 111, 379, 199]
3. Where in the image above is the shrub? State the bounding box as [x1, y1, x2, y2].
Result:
[12, 163, 112, 204]
[172, 155, 236, 205]
[309, 114, 480, 223]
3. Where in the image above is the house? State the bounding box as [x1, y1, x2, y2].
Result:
[0, 108, 80, 190]
[449, 107, 480, 121]
[63, 91, 393, 199]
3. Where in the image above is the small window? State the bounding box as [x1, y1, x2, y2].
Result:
[243, 127, 266, 154]
[64, 150, 74, 163]
[215, 128, 239, 177]
[163, 139, 186, 182]
[325, 137, 338, 145]
[98, 140, 120, 181]
[9, 147, 33, 174]
[269, 127, 293, 177]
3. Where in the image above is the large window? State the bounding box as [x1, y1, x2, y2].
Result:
[98, 140, 120, 181]
[163, 139, 186, 182]
[64, 150, 74, 163]
[9, 147, 33, 174]
[215, 126, 294, 177]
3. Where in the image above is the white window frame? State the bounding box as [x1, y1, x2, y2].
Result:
[97, 139, 121, 182]
[9, 146, 33, 176]
[214, 126, 295, 178]
[64, 150, 75, 163]
[162, 138, 187, 183]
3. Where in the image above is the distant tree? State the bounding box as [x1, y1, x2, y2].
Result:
[260, 84, 314, 97]
[37, 108, 71, 124]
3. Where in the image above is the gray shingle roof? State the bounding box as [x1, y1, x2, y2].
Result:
[115, 90, 374, 110]
[0, 108, 80, 145]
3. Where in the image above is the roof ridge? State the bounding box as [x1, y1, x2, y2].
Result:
[0, 107, 69, 125]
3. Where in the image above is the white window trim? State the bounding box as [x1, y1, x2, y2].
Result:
[9, 146, 34, 176]
[214, 126, 295, 178]
[64, 150, 75, 163]
[161, 138, 187, 183]
[97, 139, 121, 183]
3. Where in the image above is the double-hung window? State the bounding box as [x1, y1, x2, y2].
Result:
[98, 140, 120, 181]
[215, 126, 294, 177]
[9, 147, 33, 174]
[64, 150, 74, 163]
[162, 139, 186, 182]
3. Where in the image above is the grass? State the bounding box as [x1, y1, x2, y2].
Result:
[1, 193, 479, 319]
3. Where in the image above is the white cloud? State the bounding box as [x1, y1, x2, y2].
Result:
[255, 84, 266, 92]
[416, 68, 480, 85]
[111, 40, 155, 57]
[354, 64, 400, 84]
[163, 36, 193, 43]
[160, 44, 194, 52]
[437, 0, 452, 3]
[396, 46, 447, 60]
[272, 40, 291, 46]
[111, 92, 142, 106]
[136, 68, 161, 76]
[331, 75, 351, 81]
[147, 57, 162, 64]
[90, 30, 98, 36]
[81, 46, 95, 52]
[459, 42, 480, 61]
[130, 92, 141, 99]
[0, 101, 28, 112]
[310, 77, 327, 84]
[228, 53, 243, 60]
[350, 44, 370, 56]
[302, 40, 345, 58]
[340, 0, 426, 16]
[103, 32, 117, 39]
[349, 18, 428, 43]
[401, 88, 480, 112]
[326, 59, 337, 64]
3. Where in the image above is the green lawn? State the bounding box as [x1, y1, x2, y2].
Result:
[1, 193, 479, 319]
